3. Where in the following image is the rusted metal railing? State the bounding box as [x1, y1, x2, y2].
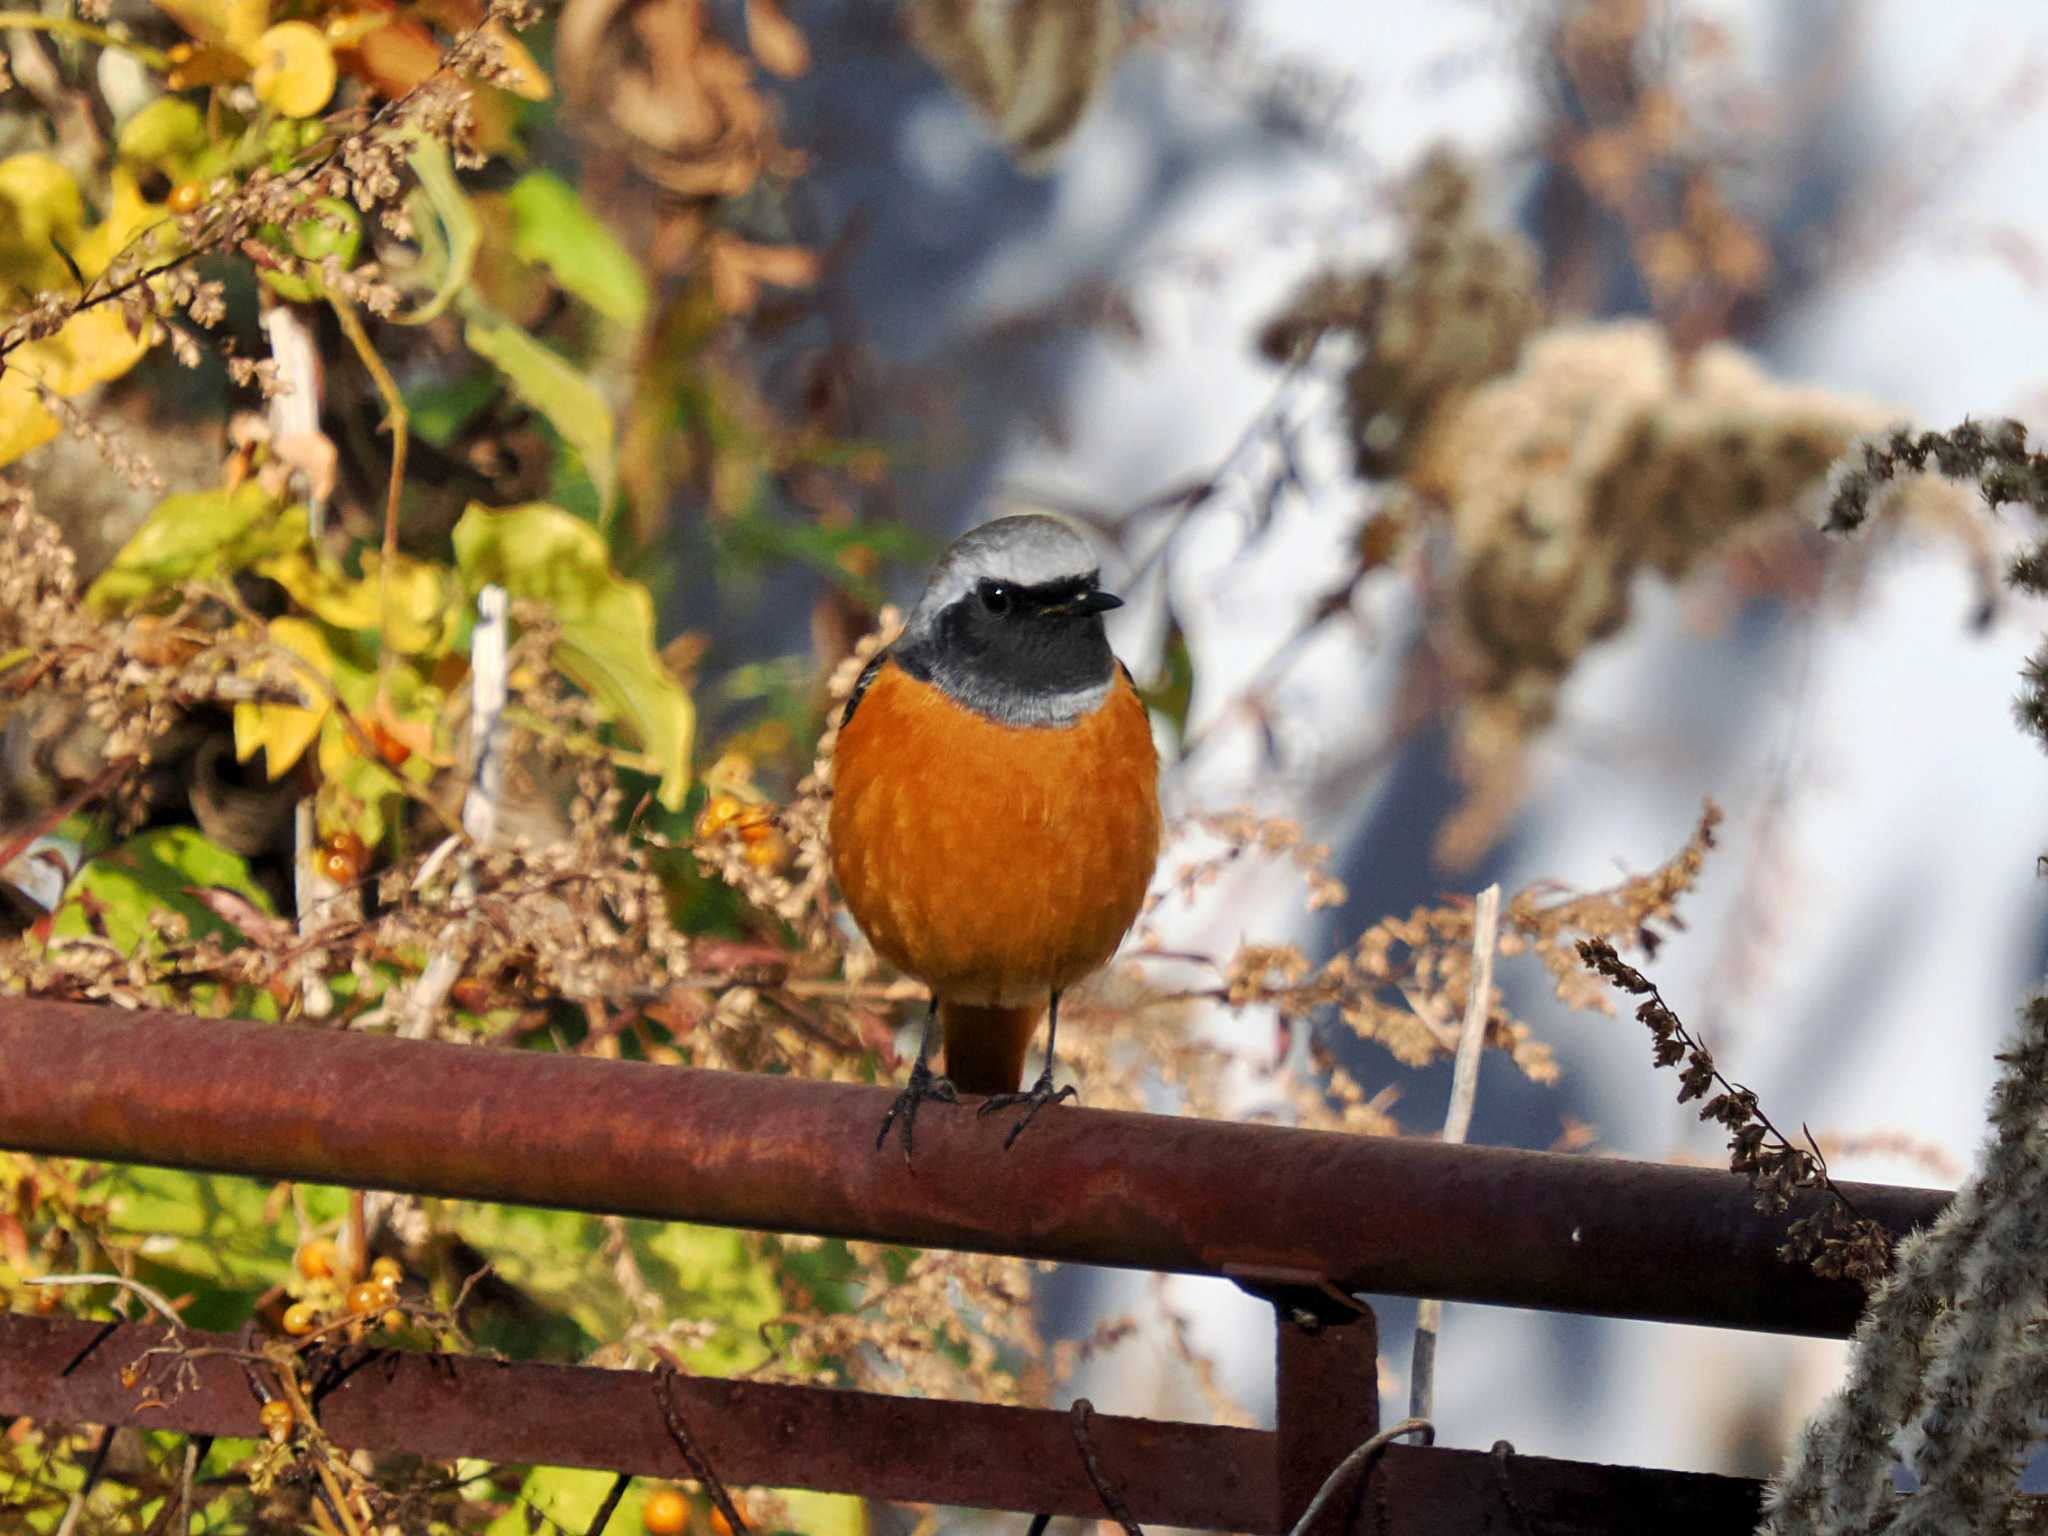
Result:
[0, 998, 1953, 1531]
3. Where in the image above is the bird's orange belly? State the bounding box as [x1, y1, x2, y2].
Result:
[829, 662, 1161, 1008]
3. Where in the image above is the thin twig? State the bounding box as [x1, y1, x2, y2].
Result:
[0, 12, 170, 68]
[143, 1435, 207, 1536]
[653, 1365, 750, 1536]
[1285, 1418, 1434, 1536]
[52, 1425, 115, 1536]
[584, 1474, 631, 1536]
[262, 300, 333, 538]
[27, 1272, 186, 1331]
[398, 584, 507, 1039]
[1410, 883, 1499, 1422]
[1068, 1399, 1144, 1536]
[327, 293, 409, 660]
[293, 800, 337, 1018]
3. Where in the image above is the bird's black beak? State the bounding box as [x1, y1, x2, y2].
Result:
[1072, 590, 1124, 615]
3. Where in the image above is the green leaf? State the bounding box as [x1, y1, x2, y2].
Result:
[485, 1466, 651, 1536]
[49, 825, 275, 955]
[506, 171, 649, 331]
[453, 502, 692, 807]
[449, 1204, 778, 1373]
[85, 483, 304, 614]
[464, 312, 618, 514]
[84, 1166, 349, 1328]
[116, 97, 208, 179]
[395, 134, 479, 326]
[406, 368, 500, 449]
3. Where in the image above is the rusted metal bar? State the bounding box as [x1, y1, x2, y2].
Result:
[0, 1313, 1765, 1533]
[0, 1314, 1269, 1527]
[1369, 1439, 1763, 1533]
[0, 999, 1948, 1335]
[1270, 1289, 1380, 1535]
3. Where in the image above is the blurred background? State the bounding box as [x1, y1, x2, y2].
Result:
[6, 0, 2048, 1518]
[757, 0, 2048, 1483]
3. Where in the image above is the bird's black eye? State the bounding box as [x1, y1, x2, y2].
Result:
[978, 580, 1012, 615]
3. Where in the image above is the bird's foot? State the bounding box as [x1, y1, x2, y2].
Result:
[977, 1070, 1077, 1150]
[876, 1060, 959, 1161]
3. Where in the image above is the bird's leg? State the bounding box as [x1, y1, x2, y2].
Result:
[876, 996, 957, 1161]
[978, 989, 1078, 1149]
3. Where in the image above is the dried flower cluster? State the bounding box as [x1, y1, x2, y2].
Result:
[1258, 152, 1542, 482]
[1578, 937, 1892, 1286]
[1163, 800, 1723, 1104]
[1761, 996, 2048, 1535]
[1248, 147, 1983, 866]
[1828, 418, 2048, 751]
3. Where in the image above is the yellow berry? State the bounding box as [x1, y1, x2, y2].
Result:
[259, 1398, 295, 1443]
[379, 1308, 404, 1332]
[295, 1240, 338, 1280]
[345, 1281, 383, 1315]
[251, 21, 337, 119]
[282, 1301, 320, 1336]
[642, 1488, 688, 1536]
[370, 1256, 403, 1287]
[168, 181, 204, 215]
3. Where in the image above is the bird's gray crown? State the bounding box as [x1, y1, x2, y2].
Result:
[902, 514, 1100, 642]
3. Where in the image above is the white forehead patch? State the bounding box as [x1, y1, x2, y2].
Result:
[904, 514, 1099, 638]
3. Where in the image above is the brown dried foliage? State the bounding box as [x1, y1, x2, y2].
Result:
[1578, 937, 1894, 1287]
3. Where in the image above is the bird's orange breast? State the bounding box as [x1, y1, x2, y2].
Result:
[829, 659, 1161, 1008]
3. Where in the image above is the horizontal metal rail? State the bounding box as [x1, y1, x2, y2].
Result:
[0, 999, 1949, 1335]
[0, 1313, 1766, 1532]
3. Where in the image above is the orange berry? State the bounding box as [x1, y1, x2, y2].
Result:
[366, 719, 411, 766]
[694, 793, 743, 840]
[345, 1281, 384, 1315]
[708, 1505, 735, 1536]
[370, 1256, 402, 1287]
[282, 1301, 319, 1336]
[296, 1239, 338, 1279]
[742, 829, 790, 871]
[32, 1286, 59, 1314]
[641, 1488, 688, 1536]
[316, 830, 368, 884]
[258, 1398, 295, 1443]
[119, 1365, 139, 1389]
[168, 181, 204, 215]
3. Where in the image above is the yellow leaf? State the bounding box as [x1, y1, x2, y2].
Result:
[0, 308, 155, 470]
[0, 154, 87, 289]
[152, 0, 268, 55]
[0, 373, 59, 464]
[252, 21, 337, 118]
[482, 20, 551, 100]
[255, 548, 452, 654]
[234, 617, 333, 778]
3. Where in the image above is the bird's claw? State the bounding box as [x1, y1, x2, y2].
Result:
[977, 1071, 1077, 1150]
[876, 1060, 959, 1161]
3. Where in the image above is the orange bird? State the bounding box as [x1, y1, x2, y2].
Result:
[830, 515, 1161, 1157]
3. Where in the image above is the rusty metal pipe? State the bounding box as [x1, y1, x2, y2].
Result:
[0, 1313, 1765, 1532]
[0, 999, 1948, 1335]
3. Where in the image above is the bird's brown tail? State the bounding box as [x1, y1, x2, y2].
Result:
[940, 1001, 1042, 1096]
